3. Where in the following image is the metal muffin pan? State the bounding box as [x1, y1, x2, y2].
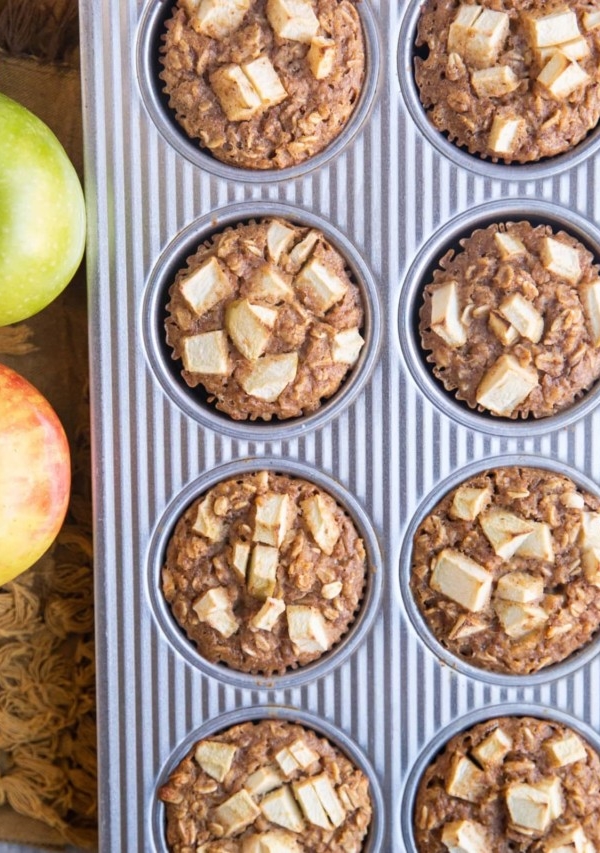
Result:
[151, 705, 386, 852]
[399, 452, 600, 688]
[141, 202, 383, 442]
[136, 0, 383, 183]
[398, 198, 600, 438]
[400, 702, 600, 852]
[146, 456, 384, 690]
[397, 0, 600, 182]
[80, 0, 600, 849]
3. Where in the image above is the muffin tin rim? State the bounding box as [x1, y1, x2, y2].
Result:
[397, 197, 600, 437]
[135, 0, 383, 183]
[145, 455, 384, 690]
[396, 0, 600, 181]
[140, 200, 383, 441]
[150, 703, 386, 853]
[400, 701, 600, 853]
[398, 451, 600, 688]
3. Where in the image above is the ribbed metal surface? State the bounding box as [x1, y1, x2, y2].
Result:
[80, 0, 600, 850]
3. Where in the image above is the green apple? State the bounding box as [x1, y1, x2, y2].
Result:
[0, 92, 86, 326]
[0, 364, 71, 585]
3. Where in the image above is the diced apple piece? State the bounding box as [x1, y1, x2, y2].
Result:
[232, 541, 251, 580]
[582, 547, 600, 586]
[288, 739, 320, 769]
[321, 580, 343, 599]
[545, 826, 593, 852]
[506, 783, 551, 833]
[561, 491, 585, 510]
[287, 605, 330, 654]
[244, 832, 301, 853]
[215, 789, 261, 836]
[450, 486, 491, 521]
[471, 728, 512, 768]
[445, 755, 487, 803]
[447, 5, 483, 56]
[496, 571, 544, 603]
[274, 747, 300, 777]
[239, 353, 298, 402]
[527, 10, 581, 48]
[295, 257, 347, 313]
[430, 549, 493, 612]
[300, 493, 340, 555]
[441, 819, 489, 853]
[488, 312, 520, 346]
[193, 587, 239, 638]
[248, 544, 279, 600]
[289, 230, 320, 266]
[260, 785, 305, 832]
[187, 0, 251, 39]
[481, 509, 534, 560]
[465, 9, 510, 68]
[194, 740, 237, 782]
[499, 293, 544, 343]
[181, 330, 231, 375]
[448, 614, 486, 640]
[266, 0, 320, 43]
[580, 511, 600, 548]
[242, 57, 288, 108]
[292, 778, 332, 829]
[540, 237, 582, 284]
[430, 281, 467, 348]
[471, 65, 519, 98]
[516, 522, 554, 561]
[250, 596, 286, 631]
[536, 777, 564, 821]
[581, 280, 600, 346]
[308, 36, 336, 79]
[254, 492, 291, 547]
[488, 115, 523, 156]
[545, 733, 587, 767]
[266, 221, 297, 264]
[332, 327, 364, 365]
[179, 256, 233, 317]
[494, 231, 527, 258]
[494, 600, 549, 639]
[192, 497, 225, 542]
[537, 53, 590, 99]
[245, 766, 284, 798]
[475, 354, 538, 416]
[210, 64, 263, 121]
[559, 36, 591, 61]
[248, 264, 293, 302]
[311, 773, 346, 827]
[226, 299, 277, 362]
[584, 10, 600, 32]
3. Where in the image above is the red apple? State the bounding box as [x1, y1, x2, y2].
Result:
[0, 364, 71, 585]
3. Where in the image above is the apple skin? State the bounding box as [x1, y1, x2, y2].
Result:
[0, 92, 86, 326]
[0, 364, 71, 585]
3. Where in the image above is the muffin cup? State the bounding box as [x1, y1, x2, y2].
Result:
[399, 453, 600, 688]
[136, 0, 382, 183]
[147, 457, 383, 690]
[151, 704, 385, 852]
[397, 0, 600, 181]
[141, 202, 382, 441]
[400, 702, 600, 853]
[398, 198, 600, 437]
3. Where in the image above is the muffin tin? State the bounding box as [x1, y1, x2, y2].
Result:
[81, 0, 600, 850]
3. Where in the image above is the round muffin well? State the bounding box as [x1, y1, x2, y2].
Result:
[161, 470, 368, 675]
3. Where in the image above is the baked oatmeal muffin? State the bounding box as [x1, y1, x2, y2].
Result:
[159, 719, 373, 852]
[410, 466, 600, 675]
[165, 217, 365, 422]
[160, 0, 365, 170]
[414, 715, 600, 852]
[161, 471, 368, 675]
[419, 221, 600, 420]
[415, 0, 600, 164]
